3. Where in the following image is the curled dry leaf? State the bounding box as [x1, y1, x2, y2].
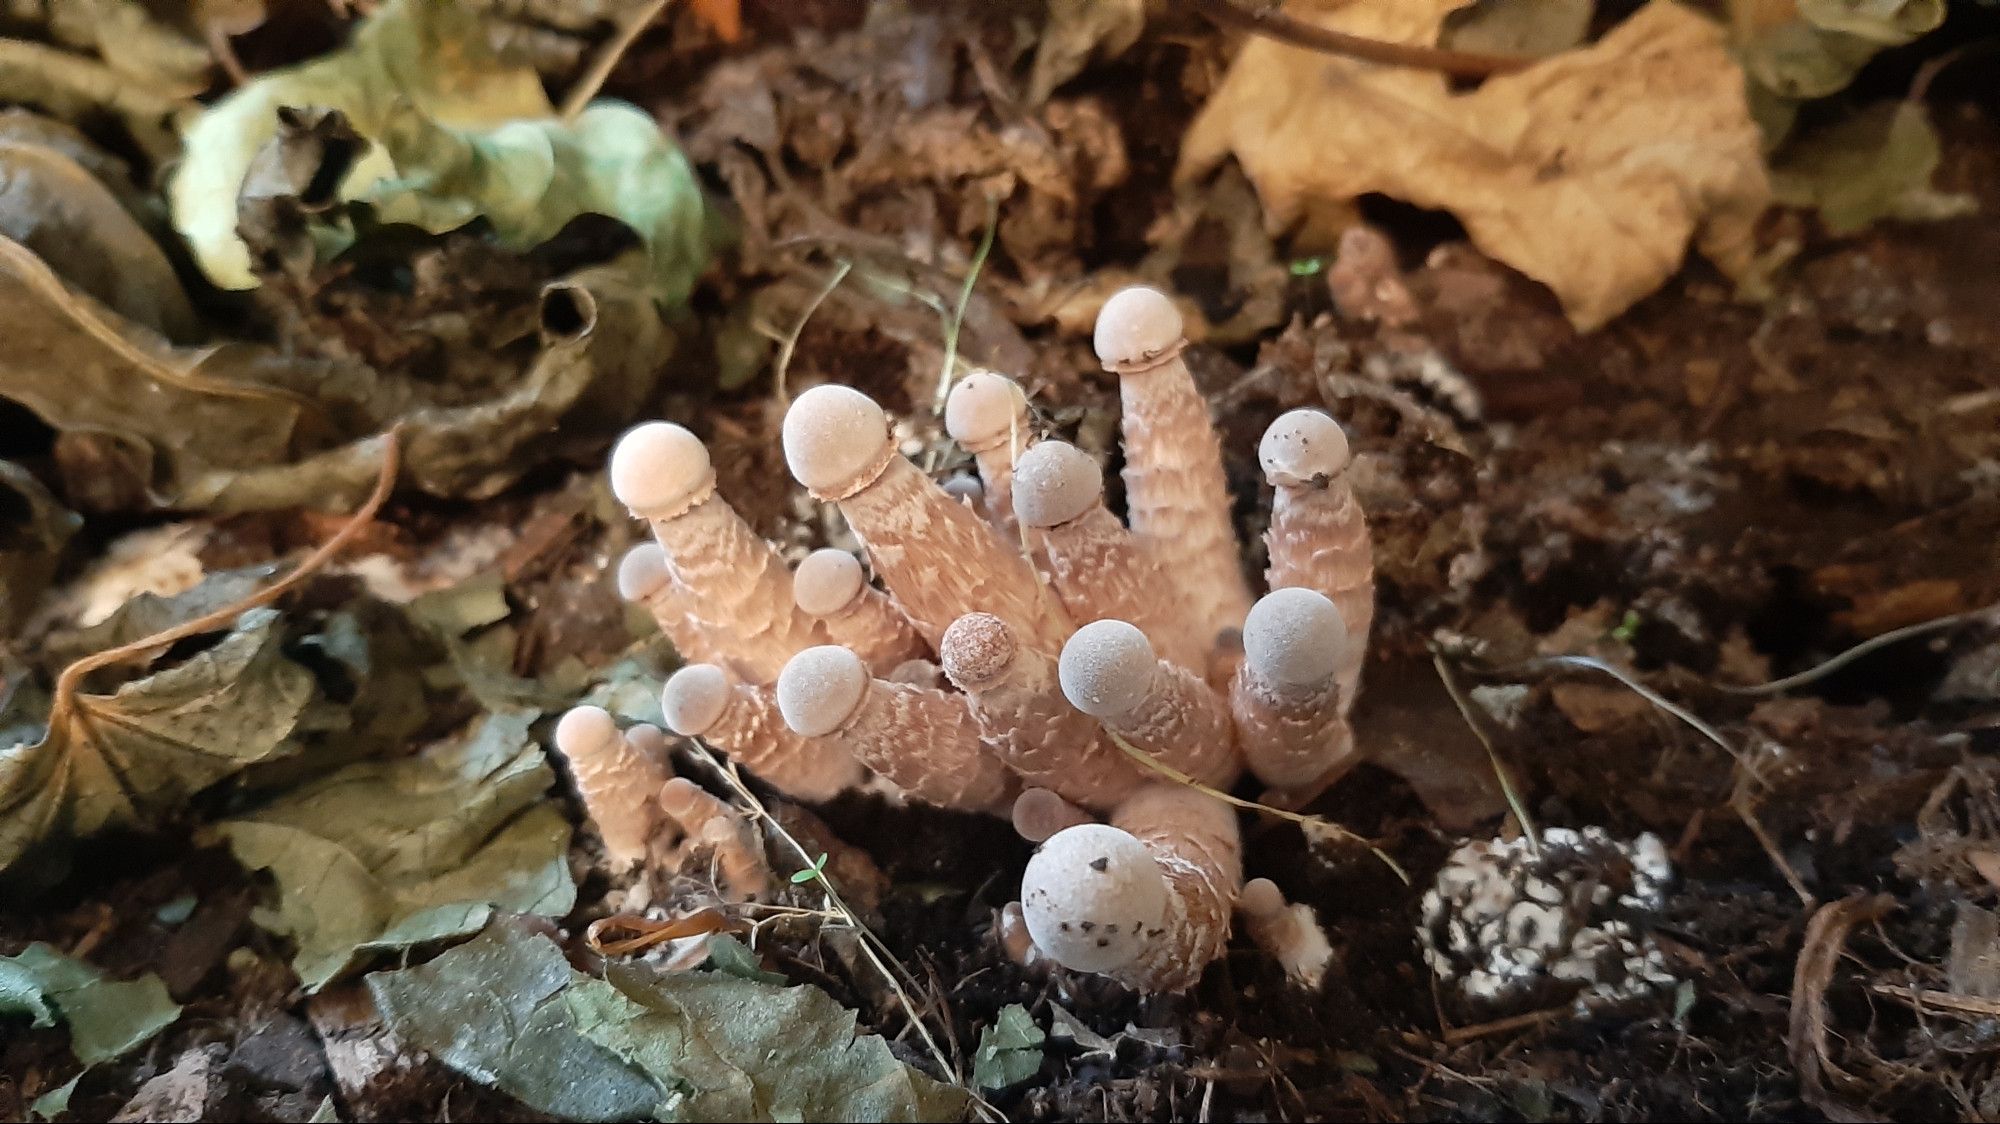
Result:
[0, 38, 191, 165]
[1179, 0, 1771, 330]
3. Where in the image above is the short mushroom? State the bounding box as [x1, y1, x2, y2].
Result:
[553, 705, 670, 872]
[661, 663, 864, 802]
[791, 548, 927, 673]
[1058, 619, 1239, 789]
[1230, 587, 1358, 798]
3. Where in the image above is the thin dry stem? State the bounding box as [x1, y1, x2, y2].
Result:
[561, 0, 672, 121]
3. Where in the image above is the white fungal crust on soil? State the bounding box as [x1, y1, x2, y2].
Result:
[1419, 827, 1678, 1014]
[552, 706, 669, 872]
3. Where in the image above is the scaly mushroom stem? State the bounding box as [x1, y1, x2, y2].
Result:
[777, 645, 1015, 812]
[940, 612, 1146, 810]
[553, 706, 671, 872]
[944, 370, 1035, 541]
[1238, 878, 1334, 990]
[1095, 286, 1253, 655]
[659, 777, 772, 900]
[1013, 440, 1207, 672]
[1260, 410, 1374, 706]
[1011, 787, 1095, 843]
[616, 543, 728, 668]
[1058, 619, 1239, 789]
[781, 385, 1071, 655]
[1230, 588, 1359, 794]
[1018, 784, 1242, 993]
[661, 664, 863, 802]
[792, 549, 928, 674]
[611, 422, 823, 682]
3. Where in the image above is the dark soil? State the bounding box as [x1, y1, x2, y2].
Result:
[5, 4, 2000, 1123]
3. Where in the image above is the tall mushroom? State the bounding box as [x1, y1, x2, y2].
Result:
[615, 542, 724, 668]
[1259, 409, 1373, 703]
[553, 705, 671, 872]
[944, 370, 1036, 542]
[1058, 619, 1239, 789]
[661, 663, 864, 802]
[791, 548, 928, 674]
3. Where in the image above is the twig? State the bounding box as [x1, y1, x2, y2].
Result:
[931, 200, 999, 415]
[1869, 983, 2000, 1020]
[561, 0, 671, 121]
[585, 907, 735, 957]
[49, 428, 401, 727]
[1432, 652, 1539, 856]
[1717, 601, 1999, 697]
[1105, 730, 1409, 883]
[1190, 0, 1530, 78]
[681, 742, 1003, 1121]
[771, 260, 851, 409]
[1439, 1005, 1567, 1045]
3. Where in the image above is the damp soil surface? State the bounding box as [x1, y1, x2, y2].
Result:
[5, 5, 2000, 1123]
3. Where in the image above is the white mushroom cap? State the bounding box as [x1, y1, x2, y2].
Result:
[793, 549, 865, 618]
[775, 645, 870, 737]
[1258, 410, 1352, 488]
[940, 475, 985, 506]
[1021, 823, 1169, 973]
[661, 664, 731, 736]
[1011, 441, 1102, 529]
[1238, 876, 1285, 919]
[624, 722, 667, 759]
[1012, 788, 1092, 843]
[938, 612, 1015, 692]
[944, 371, 1030, 452]
[1242, 587, 1347, 691]
[782, 385, 892, 496]
[554, 704, 620, 760]
[610, 422, 714, 517]
[1093, 286, 1183, 371]
[1058, 619, 1159, 719]
[615, 542, 672, 602]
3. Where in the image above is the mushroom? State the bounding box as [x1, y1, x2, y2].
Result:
[1094, 286, 1252, 654]
[1327, 222, 1419, 328]
[1012, 440, 1206, 671]
[552, 705, 670, 872]
[1017, 783, 1242, 992]
[658, 777, 772, 900]
[1238, 878, 1335, 990]
[939, 611, 1146, 810]
[943, 370, 1035, 541]
[1229, 587, 1358, 799]
[781, 384, 1071, 656]
[1011, 787, 1094, 843]
[615, 542, 725, 669]
[610, 422, 823, 682]
[1259, 409, 1373, 705]
[661, 663, 864, 802]
[1057, 619, 1239, 789]
[776, 645, 1014, 811]
[791, 548, 928, 674]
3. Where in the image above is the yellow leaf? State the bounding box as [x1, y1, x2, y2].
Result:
[1178, 0, 1771, 331]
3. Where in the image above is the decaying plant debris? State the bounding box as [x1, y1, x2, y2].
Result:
[0, 1, 1997, 1122]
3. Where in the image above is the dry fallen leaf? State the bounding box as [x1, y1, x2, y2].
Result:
[1179, 0, 1771, 330]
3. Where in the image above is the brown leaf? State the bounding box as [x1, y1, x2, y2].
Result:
[1179, 0, 1770, 330]
[1789, 893, 1896, 1122]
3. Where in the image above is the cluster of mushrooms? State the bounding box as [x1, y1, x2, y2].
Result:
[555, 286, 1375, 993]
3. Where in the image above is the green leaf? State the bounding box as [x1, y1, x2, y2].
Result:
[0, 607, 314, 873]
[573, 961, 973, 1123]
[360, 100, 715, 305]
[0, 943, 182, 1066]
[1771, 100, 1976, 235]
[170, 0, 552, 290]
[306, 1094, 341, 1123]
[210, 709, 575, 990]
[367, 925, 664, 1122]
[29, 1074, 79, 1120]
[971, 1004, 1045, 1092]
[702, 934, 786, 985]
[790, 853, 829, 884]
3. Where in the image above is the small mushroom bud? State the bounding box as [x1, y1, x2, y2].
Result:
[939, 474, 985, 510]
[658, 777, 771, 900]
[791, 549, 927, 674]
[623, 722, 668, 762]
[1019, 784, 1242, 992]
[610, 422, 823, 682]
[1094, 286, 1252, 655]
[1238, 878, 1335, 990]
[1011, 787, 1094, 843]
[1057, 620, 1238, 789]
[944, 370, 1035, 539]
[998, 900, 1047, 969]
[616, 542, 727, 668]
[1013, 441, 1206, 671]
[1327, 222, 1419, 328]
[662, 663, 863, 802]
[939, 612, 1146, 809]
[776, 645, 1013, 812]
[782, 385, 1072, 656]
[1260, 409, 1373, 706]
[1230, 587, 1359, 796]
[553, 705, 670, 871]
